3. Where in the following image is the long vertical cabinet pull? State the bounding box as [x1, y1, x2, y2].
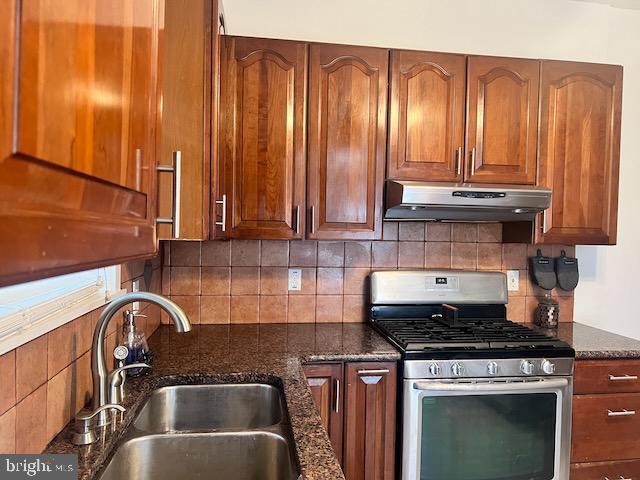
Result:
[469, 147, 476, 178]
[156, 151, 182, 238]
[309, 206, 315, 234]
[456, 147, 463, 176]
[215, 194, 227, 232]
[333, 379, 340, 413]
[294, 206, 301, 235]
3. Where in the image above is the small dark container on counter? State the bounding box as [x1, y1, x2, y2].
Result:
[534, 295, 560, 329]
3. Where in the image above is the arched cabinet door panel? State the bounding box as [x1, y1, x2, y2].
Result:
[466, 56, 540, 185]
[0, 0, 160, 286]
[307, 43, 388, 240]
[388, 50, 466, 182]
[219, 36, 308, 239]
[536, 61, 622, 245]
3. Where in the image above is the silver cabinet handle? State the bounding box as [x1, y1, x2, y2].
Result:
[455, 147, 462, 176]
[469, 147, 476, 177]
[541, 210, 548, 234]
[294, 205, 301, 235]
[604, 477, 633, 480]
[357, 369, 390, 375]
[609, 374, 638, 381]
[156, 150, 182, 238]
[309, 206, 315, 234]
[333, 379, 340, 413]
[215, 194, 227, 232]
[607, 409, 636, 417]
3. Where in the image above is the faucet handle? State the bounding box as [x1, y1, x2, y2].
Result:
[73, 404, 126, 445]
[108, 363, 151, 386]
[108, 363, 151, 405]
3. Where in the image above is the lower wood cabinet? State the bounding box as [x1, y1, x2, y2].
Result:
[304, 363, 344, 464]
[571, 459, 640, 480]
[572, 359, 640, 477]
[304, 361, 397, 480]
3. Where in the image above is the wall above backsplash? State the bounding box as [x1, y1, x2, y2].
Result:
[162, 222, 574, 325]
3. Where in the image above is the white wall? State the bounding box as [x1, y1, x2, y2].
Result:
[222, 0, 640, 339]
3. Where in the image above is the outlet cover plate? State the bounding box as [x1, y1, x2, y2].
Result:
[507, 270, 520, 292]
[288, 269, 302, 291]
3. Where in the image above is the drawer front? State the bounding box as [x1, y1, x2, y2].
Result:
[575, 360, 640, 395]
[571, 459, 640, 480]
[572, 394, 640, 463]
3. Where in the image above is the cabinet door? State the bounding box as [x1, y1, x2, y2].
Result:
[388, 50, 466, 181]
[537, 61, 622, 245]
[572, 393, 640, 463]
[466, 56, 539, 184]
[307, 44, 388, 240]
[343, 362, 397, 480]
[219, 36, 307, 239]
[303, 364, 344, 464]
[0, 0, 160, 286]
[158, 0, 214, 240]
[571, 459, 640, 480]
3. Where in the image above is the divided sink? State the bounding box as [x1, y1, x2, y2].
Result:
[97, 383, 299, 480]
[133, 384, 283, 433]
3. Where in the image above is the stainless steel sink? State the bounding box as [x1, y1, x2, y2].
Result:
[97, 383, 299, 480]
[98, 432, 298, 480]
[133, 384, 284, 433]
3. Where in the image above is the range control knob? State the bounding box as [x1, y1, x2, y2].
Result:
[428, 363, 441, 376]
[520, 360, 535, 375]
[541, 360, 556, 375]
[451, 363, 464, 377]
[487, 361, 499, 376]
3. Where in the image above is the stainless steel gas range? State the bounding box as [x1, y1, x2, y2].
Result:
[368, 270, 575, 480]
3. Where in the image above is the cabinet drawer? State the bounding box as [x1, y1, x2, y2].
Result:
[572, 394, 640, 463]
[571, 459, 640, 480]
[575, 360, 640, 394]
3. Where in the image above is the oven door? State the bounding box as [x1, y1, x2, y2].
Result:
[402, 377, 572, 480]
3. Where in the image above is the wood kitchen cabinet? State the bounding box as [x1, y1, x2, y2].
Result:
[343, 362, 397, 480]
[158, 0, 218, 240]
[466, 56, 539, 185]
[307, 44, 388, 240]
[572, 359, 640, 475]
[304, 361, 397, 480]
[218, 36, 307, 239]
[537, 61, 622, 245]
[0, 0, 161, 286]
[303, 363, 344, 464]
[387, 50, 466, 182]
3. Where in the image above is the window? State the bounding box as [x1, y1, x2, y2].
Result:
[0, 266, 124, 355]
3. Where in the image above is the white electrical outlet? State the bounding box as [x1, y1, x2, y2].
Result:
[288, 269, 302, 291]
[132, 279, 140, 311]
[507, 270, 520, 292]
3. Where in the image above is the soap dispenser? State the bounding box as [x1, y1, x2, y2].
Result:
[120, 310, 153, 376]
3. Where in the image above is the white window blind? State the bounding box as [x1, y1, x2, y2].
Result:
[0, 266, 123, 355]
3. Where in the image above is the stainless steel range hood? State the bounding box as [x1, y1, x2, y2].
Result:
[385, 181, 552, 222]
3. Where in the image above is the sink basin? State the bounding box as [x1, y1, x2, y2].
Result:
[98, 432, 298, 480]
[133, 383, 284, 433]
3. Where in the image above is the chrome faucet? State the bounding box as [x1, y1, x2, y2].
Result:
[90, 292, 192, 426]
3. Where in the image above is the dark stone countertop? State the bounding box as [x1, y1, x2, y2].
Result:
[534, 322, 640, 359]
[45, 323, 401, 480]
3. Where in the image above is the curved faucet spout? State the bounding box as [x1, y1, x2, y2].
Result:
[91, 292, 192, 425]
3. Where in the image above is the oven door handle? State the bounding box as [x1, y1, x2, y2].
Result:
[413, 378, 569, 392]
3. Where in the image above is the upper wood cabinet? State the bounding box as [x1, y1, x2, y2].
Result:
[158, 0, 216, 240]
[307, 44, 388, 240]
[536, 61, 622, 245]
[0, 0, 160, 286]
[219, 36, 307, 239]
[466, 56, 539, 184]
[387, 50, 466, 182]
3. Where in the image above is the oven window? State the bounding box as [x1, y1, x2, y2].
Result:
[420, 393, 557, 480]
